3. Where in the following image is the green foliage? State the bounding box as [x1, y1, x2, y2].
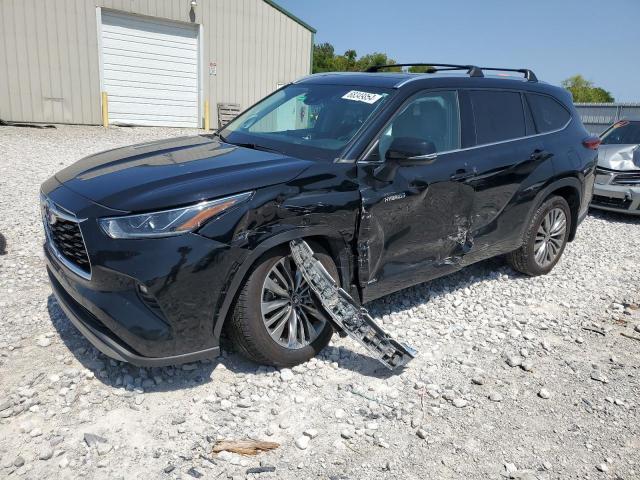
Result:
[312, 43, 337, 73]
[407, 65, 435, 73]
[312, 43, 401, 73]
[561, 75, 614, 103]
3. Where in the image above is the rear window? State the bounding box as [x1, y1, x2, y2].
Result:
[600, 121, 640, 145]
[470, 90, 526, 144]
[526, 93, 571, 133]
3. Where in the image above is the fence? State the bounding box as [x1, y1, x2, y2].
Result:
[574, 103, 640, 135]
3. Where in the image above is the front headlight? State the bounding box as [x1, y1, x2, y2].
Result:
[99, 191, 253, 239]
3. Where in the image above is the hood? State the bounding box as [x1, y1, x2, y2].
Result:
[597, 144, 640, 171]
[55, 135, 313, 212]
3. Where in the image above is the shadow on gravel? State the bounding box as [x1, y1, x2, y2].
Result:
[47, 295, 395, 393]
[366, 256, 513, 320]
[588, 208, 640, 225]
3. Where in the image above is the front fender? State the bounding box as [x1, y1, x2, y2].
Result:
[211, 225, 354, 339]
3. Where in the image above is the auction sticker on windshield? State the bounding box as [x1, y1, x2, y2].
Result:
[342, 90, 384, 104]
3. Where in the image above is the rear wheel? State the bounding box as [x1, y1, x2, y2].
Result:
[227, 244, 337, 367]
[507, 195, 571, 276]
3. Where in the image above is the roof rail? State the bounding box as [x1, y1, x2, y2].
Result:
[365, 63, 538, 82]
[366, 63, 484, 77]
[480, 67, 538, 82]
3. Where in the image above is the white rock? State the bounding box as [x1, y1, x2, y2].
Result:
[489, 392, 503, 402]
[216, 451, 234, 462]
[453, 398, 468, 408]
[295, 435, 310, 450]
[340, 428, 354, 439]
[506, 355, 523, 368]
[39, 447, 53, 460]
[303, 428, 319, 439]
[279, 369, 294, 381]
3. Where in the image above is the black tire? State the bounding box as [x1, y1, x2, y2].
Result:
[507, 195, 572, 276]
[227, 243, 337, 367]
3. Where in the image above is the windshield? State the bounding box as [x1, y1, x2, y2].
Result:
[601, 120, 640, 145]
[219, 84, 394, 160]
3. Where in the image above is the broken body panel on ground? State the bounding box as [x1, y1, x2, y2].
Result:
[289, 239, 416, 370]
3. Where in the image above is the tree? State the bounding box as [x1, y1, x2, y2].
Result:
[312, 43, 400, 73]
[312, 43, 337, 73]
[561, 75, 614, 103]
[407, 65, 435, 73]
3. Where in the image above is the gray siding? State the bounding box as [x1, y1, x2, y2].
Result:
[0, 0, 313, 125]
[575, 103, 640, 135]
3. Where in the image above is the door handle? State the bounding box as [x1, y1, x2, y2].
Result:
[450, 167, 477, 181]
[530, 149, 552, 161]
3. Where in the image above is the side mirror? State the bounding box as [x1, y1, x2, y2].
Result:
[385, 137, 436, 163]
[374, 137, 437, 182]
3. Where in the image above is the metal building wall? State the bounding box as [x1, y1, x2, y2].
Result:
[0, 0, 313, 126]
[574, 103, 640, 135]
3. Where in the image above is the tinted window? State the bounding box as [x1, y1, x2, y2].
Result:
[471, 90, 525, 144]
[526, 93, 571, 133]
[370, 90, 460, 161]
[600, 121, 640, 145]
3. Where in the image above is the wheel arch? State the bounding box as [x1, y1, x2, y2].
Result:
[539, 177, 582, 242]
[212, 227, 355, 340]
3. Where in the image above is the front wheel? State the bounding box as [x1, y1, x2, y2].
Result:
[227, 244, 337, 367]
[507, 195, 572, 276]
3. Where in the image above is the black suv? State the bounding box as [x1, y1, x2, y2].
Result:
[41, 64, 598, 368]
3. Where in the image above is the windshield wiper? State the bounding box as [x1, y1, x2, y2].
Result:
[212, 131, 285, 155]
[226, 141, 284, 155]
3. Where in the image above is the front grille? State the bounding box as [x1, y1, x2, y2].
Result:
[612, 172, 640, 186]
[591, 195, 632, 210]
[49, 219, 90, 269]
[41, 196, 91, 277]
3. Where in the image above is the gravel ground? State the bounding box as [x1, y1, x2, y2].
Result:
[1, 125, 639, 480]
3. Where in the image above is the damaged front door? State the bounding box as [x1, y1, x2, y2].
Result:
[356, 90, 475, 302]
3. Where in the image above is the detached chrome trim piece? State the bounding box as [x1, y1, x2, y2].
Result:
[40, 194, 92, 281]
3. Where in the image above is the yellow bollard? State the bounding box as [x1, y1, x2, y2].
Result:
[101, 92, 109, 128]
[204, 99, 210, 131]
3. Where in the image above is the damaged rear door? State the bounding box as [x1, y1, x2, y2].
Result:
[355, 89, 475, 302]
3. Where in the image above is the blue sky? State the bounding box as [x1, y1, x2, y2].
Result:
[277, 0, 640, 102]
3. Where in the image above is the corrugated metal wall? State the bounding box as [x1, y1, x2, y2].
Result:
[575, 103, 640, 135]
[0, 0, 313, 126]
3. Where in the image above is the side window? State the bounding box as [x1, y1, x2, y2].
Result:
[369, 90, 460, 161]
[470, 90, 526, 144]
[526, 93, 571, 133]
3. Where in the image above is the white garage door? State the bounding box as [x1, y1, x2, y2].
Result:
[100, 11, 200, 127]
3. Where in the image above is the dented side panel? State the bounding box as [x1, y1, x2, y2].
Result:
[197, 161, 362, 334]
[356, 150, 475, 302]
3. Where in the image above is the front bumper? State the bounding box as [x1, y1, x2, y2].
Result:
[591, 183, 640, 215]
[42, 178, 248, 367]
[48, 266, 219, 366]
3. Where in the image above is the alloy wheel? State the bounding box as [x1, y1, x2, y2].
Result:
[260, 256, 327, 349]
[534, 207, 567, 268]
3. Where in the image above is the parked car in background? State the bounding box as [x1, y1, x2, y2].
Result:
[40, 63, 598, 368]
[591, 119, 640, 214]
